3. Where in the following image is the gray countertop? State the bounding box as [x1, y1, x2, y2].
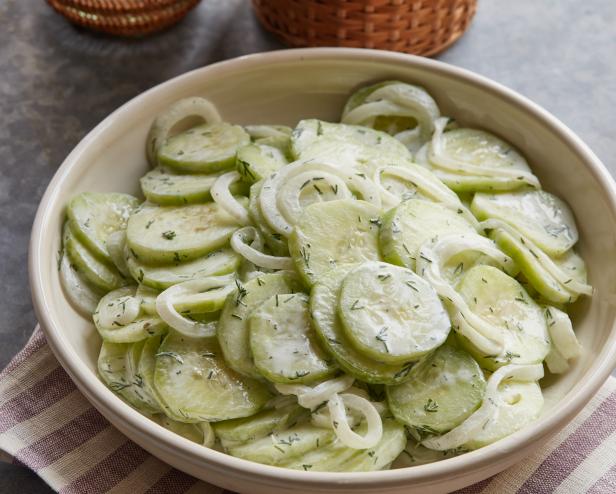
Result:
[1, 0, 615, 492]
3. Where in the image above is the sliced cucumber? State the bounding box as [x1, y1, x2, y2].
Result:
[126, 247, 240, 290]
[463, 380, 543, 450]
[225, 422, 336, 466]
[157, 122, 250, 173]
[248, 181, 289, 256]
[98, 340, 159, 415]
[63, 223, 127, 292]
[380, 199, 476, 270]
[151, 414, 208, 445]
[214, 404, 308, 444]
[140, 167, 248, 205]
[310, 266, 417, 384]
[59, 251, 102, 316]
[94, 286, 167, 343]
[153, 331, 270, 422]
[455, 265, 550, 370]
[136, 284, 159, 315]
[386, 345, 486, 434]
[339, 262, 450, 364]
[126, 202, 244, 264]
[282, 419, 406, 472]
[67, 192, 139, 263]
[288, 199, 381, 286]
[472, 191, 578, 257]
[236, 143, 287, 183]
[106, 230, 131, 277]
[138, 333, 168, 411]
[245, 124, 292, 140]
[249, 293, 337, 384]
[217, 271, 303, 378]
[490, 228, 586, 304]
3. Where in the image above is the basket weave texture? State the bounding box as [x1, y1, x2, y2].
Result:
[46, 0, 201, 37]
[252, 0, 477, 57]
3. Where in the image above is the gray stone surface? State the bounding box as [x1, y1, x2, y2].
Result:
[0, 0, 614, 492]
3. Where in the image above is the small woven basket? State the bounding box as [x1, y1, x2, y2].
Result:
[252, 0, 477, 57]
[46, 0, 201, 37]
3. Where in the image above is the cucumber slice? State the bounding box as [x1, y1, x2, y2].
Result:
[136, 285, 159, 315]
[386, 345, 486, 434]
[153, 331, 270, 422]
[255, 135, 292, 158]
[236, 143, 287, 183]
[290, 119, 410, 167]
[138, 333, 168, 411]
[455, 265, 550, 371]
[107, 230, 131, 277]
[249, 293, 337, 384]
[245, 124, 292, 140]
[339, 262, 450, 364]
[310, 266, 417, 384]
[214, 404, 308, 444]
[225, 422, 337, 466]
[59, 250, 102, 316]
[462, 380, 543, 450]
[490, 228, 585, 304]
[217, 271, 303, 378]
[393, 439, 461, 467]
[126, 247, 240, 290]
[94, 287, 167, 343]
[98, 340, 159, 415]
[472, 191, 578, 257]
[248, 181, 289, 256]
[380, 199, 476, 270]
[126, 202, 244, 264]
[64, 223, 127, 292]
[140, 167, 248, 205]
[288, 199, 381, 286]
[157, 122, 250, 173]
[282, 419, 406, 472]
[151, 415, 208, 445]
[67, 192, 139, 263]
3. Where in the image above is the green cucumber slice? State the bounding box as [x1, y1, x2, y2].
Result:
[98, 340, 159, 414]
[63, 223, 127, 292]
[379, 199, 476, 270]
[217, 271, 303, 378]
[214, 404, 308, 444]
[126, 247, 240, 290]
[386, 345, 486, 434]
[339, 262, 450, 364]
[288, 199, 381, 286]
[59, 251, 102, 316]
[249, 293, 337, 384]
[462, 380, 543, 450]
[310, 266, 416, 384]
[157, 122, 250, 173]
[126, 201, 244, 264]
[245, 124, 292, 140]
[472, 191, 578, 257]
[455, 265, 550, 371]
[138, 333, 168, 411]
[136, 285, 159, 315]
[67, 192, 139, 263]
[151, 415, 208, 444]
[248, 181, 289, 256]
[140, 167, 248, 205]
[236, 143, 287, 183]
[153, 331, 270, 422]
[94, 286, 167, 343]
[490, 228, 585, 304]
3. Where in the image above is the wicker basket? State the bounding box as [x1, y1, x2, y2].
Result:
[46, 0, 201, 37]
[252, 0, 477, 57]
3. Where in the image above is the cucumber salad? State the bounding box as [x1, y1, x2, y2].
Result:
[59, 81, 591, 472]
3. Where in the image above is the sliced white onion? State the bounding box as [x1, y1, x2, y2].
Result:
[156, 274, 235, 338]
[328, 393, 383, 449]
[428, 118, 540, 188]
[97, 294, 141, 328]
[211, 171, 251, 226]
[394, 127, 424, 154]
[146, 97, 221, 165]
[275, 375, 355, 410]
[417, 233, 515, 355]
[106, 230, 130, 277]
[231, 227, 294, 270]
[480, 219, 593, 297]
[422, 363, 544, 451]
[545, 306, 582, 360]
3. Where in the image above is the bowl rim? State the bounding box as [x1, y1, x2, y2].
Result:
[29, 47, 616, 488]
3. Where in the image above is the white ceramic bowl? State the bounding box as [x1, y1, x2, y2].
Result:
[29, 48, 616, 494]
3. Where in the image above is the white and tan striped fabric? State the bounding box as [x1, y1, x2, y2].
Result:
[2, 328, 616, 494]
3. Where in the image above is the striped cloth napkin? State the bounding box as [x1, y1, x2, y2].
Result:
[2, 328, 616, 494]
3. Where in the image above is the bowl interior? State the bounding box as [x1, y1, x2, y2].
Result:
[30, 49, 616, 491]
